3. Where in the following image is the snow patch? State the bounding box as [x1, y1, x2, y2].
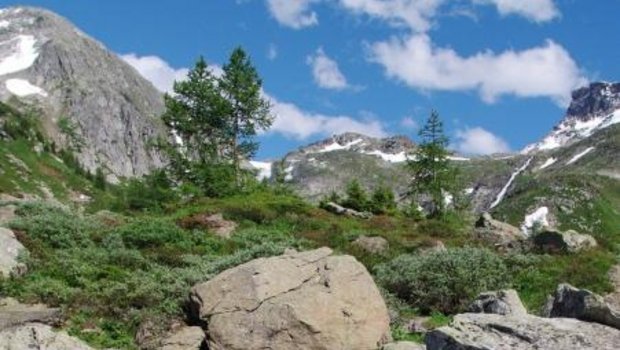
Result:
[521, 206, 549, 235]
[0, 20, 10, 28]
[284, 165, 294, 181]
[249, 161, 272, 181]
[448, 156, 470, 161]
[489, 157, 533, 209]
[0, 35, 38, 76]
[443, 191, 453, 207]
[316, 138, 363, 153]
[539, 157, 556, 170]
[566, 147, 595, 165]
[464, 187, 475, 195]
[5, 78, 47, 97]
[363, 150, 408, 163]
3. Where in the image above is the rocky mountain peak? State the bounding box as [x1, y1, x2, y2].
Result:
[567, 82, 620, 121]
[0, 6, 166, 181]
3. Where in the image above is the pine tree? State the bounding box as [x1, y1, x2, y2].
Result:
[407, 110, 458, 217]
[343, 179, 369, 212]
[219, 47, 273, 185]
[369, 185, 396, 215]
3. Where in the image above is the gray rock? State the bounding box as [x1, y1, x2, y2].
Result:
[533, 229, 597, 253]
[0, 227, 27, 278]
[0, 297, 61, 330]
[0, 7, 167, 180]
[160, 326, 205, 350]
[426, 313, 620, 350]
[383, 341, 426, 350]
[353, 235, 389, 254]
[323, 201, 372, 219]
[543, 283, 620, 330]
[468, 289, 527, 316]
[0, 323, 94, 349]
[0, 203, 17, 226]
[189, 247, 391, 350]
[474, 213, 528, 252]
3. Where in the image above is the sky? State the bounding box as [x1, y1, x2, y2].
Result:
[2, 0, 620, 159]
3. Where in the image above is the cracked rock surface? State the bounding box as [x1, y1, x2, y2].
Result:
[189, 247, 391, 350]
[0, 323, 93, 349]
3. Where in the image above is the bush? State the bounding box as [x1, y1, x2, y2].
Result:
[375, 248, 509, 314]
[342, 179, 369, 212]
[115, 170, 177, 212]
[369, 185, 397, 215]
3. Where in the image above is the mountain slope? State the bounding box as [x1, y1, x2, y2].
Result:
[0, 7, 166, 181]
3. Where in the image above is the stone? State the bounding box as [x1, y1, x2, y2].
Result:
[604, 265, 620, 310]
[353, 235, 389, 254]
[543, 283, 620, 330]
[473, 213, 528, 252]
[323, 202, 372, 219]
[0, 298, 61, 330]
[533, 229, 597, 253]
[468, 289, 527, 316]
[0, 227, 27, 278]
[0, 203, 17, 226]
[160, 326, 205, 350]
[0, 323, 94, 349]
[179, 213, 237, 239]
[383, 341, 426, 350]
[189, 247, 391, 350]
[418, 240, 447, 255]
[426, 313, 620, 350]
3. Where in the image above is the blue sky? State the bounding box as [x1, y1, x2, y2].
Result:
[3, 0, 620, 159]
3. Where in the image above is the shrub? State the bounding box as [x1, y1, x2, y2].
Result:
[115, 170, 177, 212]
[342, 179, 369, 212]
[375, 248, 509, 314]
[369, 185, 397, 215]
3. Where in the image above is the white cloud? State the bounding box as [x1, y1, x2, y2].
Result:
[369, 34, 586, 105]
[267, 43, 278, 60]
[473, 0, 559, 22]
[121, 53, 189, 93]
[338, 0, 444, 32]
[454, 127, 511, 155]
[266, 0, 319, 29]
[400, 116, 418, 129]
[306, 47, 350, 90]
[123, 53, 385, 140]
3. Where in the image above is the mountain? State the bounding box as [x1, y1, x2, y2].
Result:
[0, 7, 166, 181]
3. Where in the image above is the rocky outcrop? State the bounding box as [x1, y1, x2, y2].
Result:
[0, 298, 61, 329]
[468, 289, 527, 316]
[160, 326, 205, 350]
[179, 213, 237, 239]
[533, 229, 597, 253]
[0, 7, 167, 180]
[0, 227, 27, 278]
[0, 203, 16, 226]
[353, 235, 389, 254]
[543, 283, 620, 330]
[473, 213, 528, 252]
[0, 323, 94, 349]
[383, 341, 426, 350]
[189, 247, 391, 350]
[427, 312, 620, 350]
[323, 202, 372, 219]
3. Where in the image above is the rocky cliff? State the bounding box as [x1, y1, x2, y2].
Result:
[0, 7, 166, 181]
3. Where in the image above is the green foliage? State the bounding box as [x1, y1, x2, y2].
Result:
[407, 111, 459, 217]
[369, 185, 397, 215]
[114, 170, 177, 212]
[376, 248, 509, 313]
[342, 179, 370, 212]
[94, 167, 107, 191]
[57, 116, 84, 152]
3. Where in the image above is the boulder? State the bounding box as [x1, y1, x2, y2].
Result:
[0, 227, 27, 278]
[383, 341, 426, 350]
[543, 283, 620, 330]
[353, 235, 389, 254]
[0, 323, 94, 349]
[0, 203, 16, 226]
[473, 213, 528, 252]
[179, 213, 237, 239]
[468, 289, 527, 316]
[0, 298, 61, 330]
[323, 202, 372, 219]
[604, 264, 620, 310]
[418, 240, 447, 255]
[189, 247, 391, 350]
[426, 313, 620, 350]
[533, 229, 597, 253]
[160, 326, 205, 350]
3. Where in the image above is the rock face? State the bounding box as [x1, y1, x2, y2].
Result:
[0, 227, 26, 277]
[533, 229, 597, 253]
[543, 283, 620, 330]
[189, 247, 391, 350]
[0, 298, 61, 329]
[383, 341, 426, 350]
[468, 290, 527, 316]
[323, 201, 372, 219]
[160, 326, 205, 350]
[427, 312, 620, 350]
[352, 235, 389, 254]
[0, 7, 166, 180]
[473, 213, 528, 251]
[0, 323, 94, 349]
[179, 213, 237, 239]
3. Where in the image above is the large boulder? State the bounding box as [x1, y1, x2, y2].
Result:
[160, 326, 205, 350]
[189, 247, 391, 350]
[467, 289, 527, 316]
[0, 203, 17, 226]
[473, 213, 528, 252]
[0, 298, 61, 329]
[426, 313, 620, 350]
[179, 213, 237, 239]
[323, 202, 372, 219]
[0, 227, 27, 278]
[383, 341, 426, 350]
[543, 283, 620, 330]
[0, 323, 94, 349]
[533, 229, 597, 253]
[353, 235, 389, 254]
